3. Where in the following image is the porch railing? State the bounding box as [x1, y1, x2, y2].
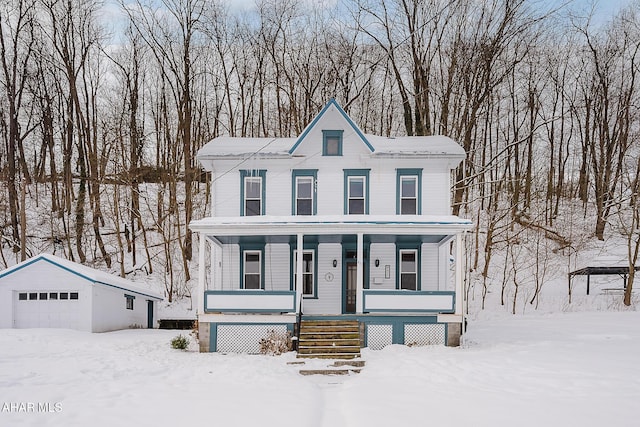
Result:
[362, 290, 455, 313]
[203, 290, 297, 313]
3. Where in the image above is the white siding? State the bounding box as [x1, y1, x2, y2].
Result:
[303, 243, 342, 314]
[213, 172, 241, 217]
[369, 170, 396, 215]
[264, 243, 290, 291]
[369, 243, 396, 289]
[221, 244, 240, 289]
[0, 261, 92, 331]
[0, 259, 158, 332]
[92, 284, 153, 332]
[423, 170, 450, 215]
[421, 243, 439, 291]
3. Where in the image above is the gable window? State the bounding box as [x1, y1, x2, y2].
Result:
[323, 130, 343, 156]
[292, 170, 318, 215]
[344, 169, 370, 214]
[398, 248, 420, 290]
[293, 250, 316, 297]
[125, 294, 135, 310]
[243, 250, 262, 289]
[397, 169, 422, 215]
[240, 170, 266, 216]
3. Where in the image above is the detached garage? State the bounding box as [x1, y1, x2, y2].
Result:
[0, 254, 163, 332]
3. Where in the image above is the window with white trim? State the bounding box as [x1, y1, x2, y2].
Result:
[294, 250, 315, 296]
[348, 176, 366, 214]
[244, 177, 262, 216]
[397, 169, 422, 215]
[400, 176, 418, 214]
[295, 176, 314, 215]
[399, 249, 418, 290]
[243, 250, 262, 289]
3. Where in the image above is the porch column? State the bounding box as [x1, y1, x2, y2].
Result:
[455, 232, 463, 315]
[296, 233, 304, 314]
[198, 234, 206, 315]
[356, 232, 364, 313]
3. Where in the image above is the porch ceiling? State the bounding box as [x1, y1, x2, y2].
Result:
[189, 215, 472, 242]
[190, 215, 472, 243]
[211, 234, 449, 245]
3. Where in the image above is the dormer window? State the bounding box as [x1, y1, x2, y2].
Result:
[323, 130, 343, 156]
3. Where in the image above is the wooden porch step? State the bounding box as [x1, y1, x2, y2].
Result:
[299, 332, 360, 340]
[300, 320, 359, 326]
[297, 319, 362, 359]
[297, 353, 361, 359]
[299, 368, 362, 375]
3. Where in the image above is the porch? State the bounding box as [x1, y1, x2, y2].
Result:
[190, 215, 471, 352]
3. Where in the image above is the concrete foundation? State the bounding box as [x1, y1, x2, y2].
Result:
[447, 322, 462, 347]
[198, 322, 210, 352]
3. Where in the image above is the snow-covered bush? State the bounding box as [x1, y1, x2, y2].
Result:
[259, 330, 292, 355]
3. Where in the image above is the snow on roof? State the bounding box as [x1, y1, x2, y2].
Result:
[197, 134, 465, 159]
[366, 134, 466, 158]
[197, 137, 296, 158]
[0, 253, 163, 300]
[190, 215, 473, 235]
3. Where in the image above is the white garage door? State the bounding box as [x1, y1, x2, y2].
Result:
[13, 291, 81, 329]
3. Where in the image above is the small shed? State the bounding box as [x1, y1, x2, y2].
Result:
[0, 253, 163, 332]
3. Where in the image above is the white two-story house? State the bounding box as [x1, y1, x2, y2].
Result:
[190, 99, 472, 354]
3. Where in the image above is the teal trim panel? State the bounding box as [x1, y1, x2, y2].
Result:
[362, 290, 456, 313]
[203, 290, 297, 313]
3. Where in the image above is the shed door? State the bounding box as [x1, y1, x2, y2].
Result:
[13, 291, 80, 329]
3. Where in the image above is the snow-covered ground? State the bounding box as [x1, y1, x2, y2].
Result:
[1, 311, 639, 427]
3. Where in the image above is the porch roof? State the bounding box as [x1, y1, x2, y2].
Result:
[190, 215, 472, 243]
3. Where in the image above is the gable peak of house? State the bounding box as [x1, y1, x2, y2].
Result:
[288, 98, 374, 155]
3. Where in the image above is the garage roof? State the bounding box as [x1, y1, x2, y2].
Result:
[0, 253, 163, 300]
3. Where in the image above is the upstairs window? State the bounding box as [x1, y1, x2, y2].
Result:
[292, 170, 318, 215]
[323, 130, 343, 156]
[240, 170, 266, 216]
[344, 169, 370, 214]
[397, 169, 422, 215]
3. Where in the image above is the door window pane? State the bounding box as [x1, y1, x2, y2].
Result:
[400, 250, 417, 290]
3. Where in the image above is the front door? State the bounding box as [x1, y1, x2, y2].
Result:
[346, 262, 357, 313]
